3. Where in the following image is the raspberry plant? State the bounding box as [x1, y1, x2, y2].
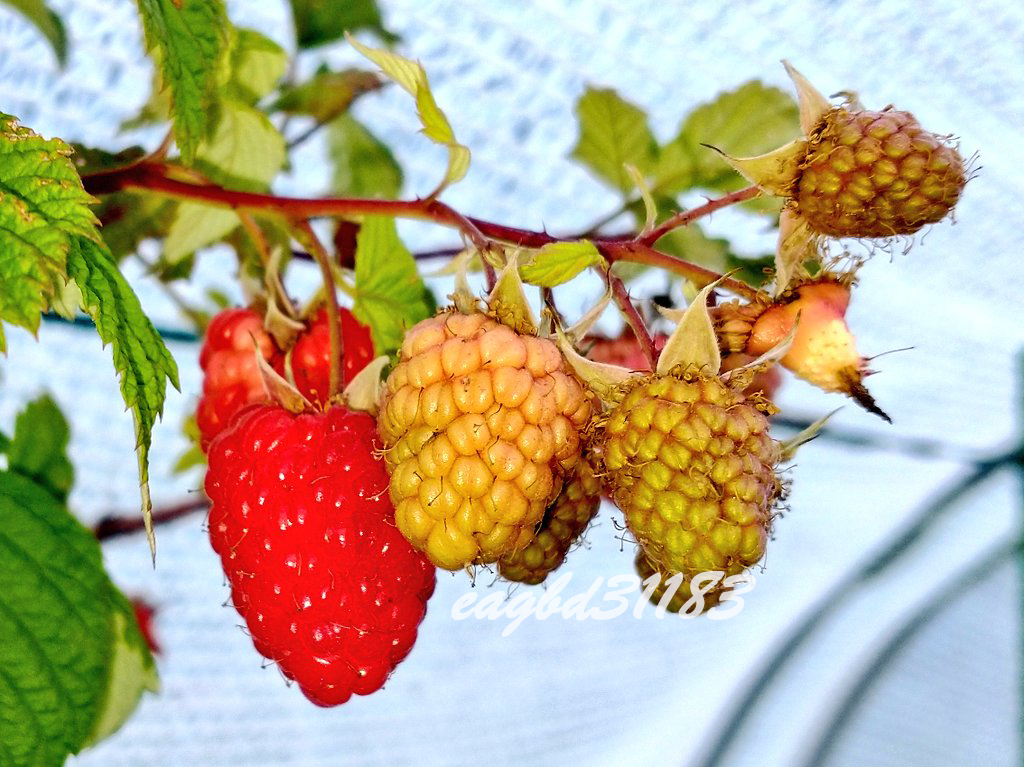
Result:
[0, 0, 970, 763]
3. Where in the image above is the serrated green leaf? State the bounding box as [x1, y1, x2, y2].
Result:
[349, 36, 470, 192]
[289, 0, 397, 49]
[521, 241, 603, 287]
[571, 86, 657, 193]
[164, 99, 285, 260]
[83, 593, 159, 747]
[272, 68, 383, 122]
[329, 114, 403, 198]
[353, 215, 431, 356]
[653, 80, 799, 197]
[227, 28, 287, 105]
[2, 0, 66, 65]
[6, 395, 73, 502]
[0, 471, 114, 765]
[136, 0, 230, 163]
[0, 113, 100, 350]
[65, 235, 180, 556]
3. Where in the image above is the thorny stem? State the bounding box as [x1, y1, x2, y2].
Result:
[81, 161, 770, 304]
[638, 184, 761, 246]
[602, 240, 761, 301]
[608, 271, 658, 369]
[293, 221, 343, 399]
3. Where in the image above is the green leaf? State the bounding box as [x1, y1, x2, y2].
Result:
[521, 241, 603, 287]
[349, 37, 470, 192]
[654, 222, 732, 273]
[272, 68, 383, 123]
[353, 215, 431, 356]
[83, 592, 159, 747]
[0, 112, 100, 350]
[94, 192, 178, 262]
[570, 86, 658, 194]
[6, 395, 73, 503]
[289, 0, 397, 49]
[227, 27, 287, 105]
[653, 80, 799, 196]
[164, 205, 239, 263]
[1, 0, 67, 65]
[0, 470, 156, 765]
[136, 0, 230, 163]
[329, 114, 403, 198]
[164, 99, 285, 260]
[65, 235, 180, 556]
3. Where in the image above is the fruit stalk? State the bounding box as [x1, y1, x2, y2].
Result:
[294, 221, 344, 400]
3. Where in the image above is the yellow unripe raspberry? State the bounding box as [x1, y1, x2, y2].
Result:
[634, 552, 729, 614]
[379, 311, 592, 570]
[498, 455, 602, 585]
[601, 367, 781, 590]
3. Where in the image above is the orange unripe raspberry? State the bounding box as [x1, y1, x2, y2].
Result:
[498, 454, 601, 585]
[601, 368, 781, 597]
[747, 279, 862, 395]
[796, 107, 965, 237]
[378, 311, 592, 570]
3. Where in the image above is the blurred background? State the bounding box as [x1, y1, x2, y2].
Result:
[1, 1, 1021, 765]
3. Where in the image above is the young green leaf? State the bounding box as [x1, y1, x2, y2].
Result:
[571, 86, 657, 194]
[330, 114, 403, 199]
[83, 591, 160, 748]
[520, 241, 603, 287]
[164, 100, 286, 260]
[2, 0, 67, 65]
[353, 215, 431, 356]
[288, 0, 397, 49]
[0, 112, 100, 350]
[6, 395, 73, 502]
[226, 28, 287, 105]
[135, 0, 230, 163]
[65, 235, 180, 557]
[272, 68, 384, 123]
[0, 470, 156, 765]
[653, 81, 799, 196]
[348, 36, 470, 193]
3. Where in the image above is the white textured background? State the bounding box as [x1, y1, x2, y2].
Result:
[0, 1, 1021, 766]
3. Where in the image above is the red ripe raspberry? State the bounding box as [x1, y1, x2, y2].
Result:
[130, 597, 161, 655]
[205, 405, 435, 706]
[196, 308, 281, 451]
[290, 308, 376, 405]
[586, 331, 668, 370]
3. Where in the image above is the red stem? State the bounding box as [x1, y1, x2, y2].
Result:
[95, 496, 208, 540]
[608, 272, 657, 369]
[638, 184, 761, 246]
[81, 162, 768, 302]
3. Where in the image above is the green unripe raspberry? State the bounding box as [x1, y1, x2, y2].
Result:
[601, 368, 782, 586]
[796, 107, 965, 237]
